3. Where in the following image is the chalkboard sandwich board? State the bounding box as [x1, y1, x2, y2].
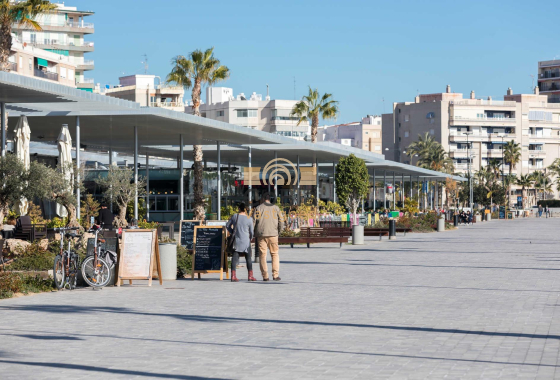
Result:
[179, 220, 202, 250]
[192, 225, 227, 280]
[117, 229, 162, 286]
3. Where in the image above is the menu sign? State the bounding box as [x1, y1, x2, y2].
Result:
[192, 226, 226, 280]
[117, 229, 162, 286]
[179, 220, 202, 250]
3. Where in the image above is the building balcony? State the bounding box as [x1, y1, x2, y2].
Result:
[34, 68, 58, 82]
[528, 134, 558, 141]
[76, 60, 94, 70]
[451, 99, 517, 107]
[453, 163, 469, 170]
[150, 102, 185, 109]
[480, 149, 504, 156]
[76, 78, 94, 89]
[449, 116, 516, 126]
[528, 149, 546, 156]
[14, 21, 94, 34]
[19, 39, 94, 52]
[539, 84, 560, 93]
[539, 72, 560, 80]
[449, 133, 516, 142]
[8, 62, 16, 71]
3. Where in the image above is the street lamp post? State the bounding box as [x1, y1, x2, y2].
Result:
[463, 132, 473, 210]
[501, 135, 506, 208]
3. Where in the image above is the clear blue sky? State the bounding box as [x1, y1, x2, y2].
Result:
[89, 0, 558, 124]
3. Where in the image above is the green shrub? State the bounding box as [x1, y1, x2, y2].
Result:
[47, 217, 67, 228]
[138, 219, 159, 229]
[0, 272, 22, 299]
[280, 229, 300, 237]
[8, 241, 56, 271]
[0, 272, 55, 299]
[177, 244, 192, 278]
[20, 274, 56, 294]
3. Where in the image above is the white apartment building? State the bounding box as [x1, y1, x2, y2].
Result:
[383, 85, 560, 205]
[318, 115, 383, 153]
[185, 87, 310, 140]
[10, 2, 95, 91]
[538, 59, 560, 104]
[105, 75, 185, 113]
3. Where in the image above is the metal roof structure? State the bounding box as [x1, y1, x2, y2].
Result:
[0, 71, 464, 182]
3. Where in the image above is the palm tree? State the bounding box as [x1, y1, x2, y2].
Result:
[291, 87, 338, 143]
[0, 0, 56, 71]
[533, 171, 552, 202]
[406, 132, 438, 161]
[487, 158, 502, 183]
[516, 174, 533, 210]
[167, 48, 230, 220]
[503, 140, 521, 206]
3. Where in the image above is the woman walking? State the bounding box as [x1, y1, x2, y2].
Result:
[226, 203, 256, 282]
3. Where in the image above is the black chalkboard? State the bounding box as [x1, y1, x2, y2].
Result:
[87, 237, 118, 256]
[180, 220, 201, 249]
[193, 227, 224, 272]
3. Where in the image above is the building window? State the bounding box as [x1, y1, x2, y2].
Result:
[28, 58, 32, 70]
[365, 131, 368, 135]
[237, 109, 257, 118]
[430, 129, 434, 135]
[217, 110, 224, 117]
[404, 131, 409, 137]
[201, 113, 207, 118]
[375, 145, 381, 150]
[404, 115, 409, 122]
[60, 67, 66, 79]
[19, 56, 22, 69]
[68, 69, 74, 81]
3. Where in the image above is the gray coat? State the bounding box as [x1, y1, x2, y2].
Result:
[226, 213, 254, 253]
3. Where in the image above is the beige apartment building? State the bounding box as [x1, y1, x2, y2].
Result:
[10, 2, 95, 91]
[383, 85, 560, 205]
[318, 115, 382, 153]
[105, 75, 185, 113]
[185, 87, 310, 140]
[538, 59, 560, 104]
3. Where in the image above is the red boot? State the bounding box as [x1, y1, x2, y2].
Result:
[248, 270, 257, 281]
[231, 270, 239, 282]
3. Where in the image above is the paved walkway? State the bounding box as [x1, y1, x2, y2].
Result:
[1, 218, 560, 379]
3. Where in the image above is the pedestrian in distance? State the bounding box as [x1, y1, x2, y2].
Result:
[253, 192, 285, 281]
[97, 204, 115, 230]
[538, 204, 543, 218]
[226, 203, 256, 282]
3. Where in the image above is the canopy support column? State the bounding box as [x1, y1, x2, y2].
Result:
[373, 169, 376, 210]
[315, 158, 319, 205]
[179, 135, 184, 220]
[274, 151, 278, 200]
[146, 154, 150, 221]
[296, 155, 300, 205]
[76, 116, 81, 220]
[134, 126, 138, 221]
[217, 141, 221, 220]
[392, 171, 396, 209]
[383, 171, 387, 209]
[248, 146, 252, 210]
[401, 173, 405, 205]
[435, 181, 439, 212]
[109, 147, 113, 213]
[1, 102, 5, 157]
[333, 162, 336, 203]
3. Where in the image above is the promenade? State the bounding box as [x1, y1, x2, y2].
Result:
[1, 218, 560, 379]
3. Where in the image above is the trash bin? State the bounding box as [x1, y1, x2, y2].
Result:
[352, 225, 364, 245]
[388, 219, 396, 240]
[453, 215, 459, 227]
[475, 214, 481, 223]
[486, 213, 491, 222]
[158, 243, 177, 280]
[437, 215, 445, 232]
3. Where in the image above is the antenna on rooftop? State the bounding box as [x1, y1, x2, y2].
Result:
[529, 74, 535, 91]
[382, 97, 385, 114]
[141, 54, 148, 74]
[293, 77, 296, 100]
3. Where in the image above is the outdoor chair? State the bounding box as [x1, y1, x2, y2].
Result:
[13, 216, 33, 241]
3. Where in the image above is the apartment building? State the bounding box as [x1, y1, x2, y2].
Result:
[538, 59, 560, 104]
[383, 85, 560, 203]
[105, 75, 185, 112]
[317, 115, 382, 153]
[185, 87, 310, 140]
[10, 2, 95, 91]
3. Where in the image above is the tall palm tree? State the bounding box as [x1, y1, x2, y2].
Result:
[406, 132, 438, 161]
[533, 171, 551, 202]
[516, 174, 533, 210]
[291, 87, 338, 143]
[0, 0, 56, 71]
[487, 158, 502, 183]
[167, 48, 230, 220]
[503, 140, 521, 206]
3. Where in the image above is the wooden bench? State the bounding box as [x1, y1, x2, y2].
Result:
[365, 227, 413, 236]
[278, 236, 349, 248]
[301, 227, 390, 241]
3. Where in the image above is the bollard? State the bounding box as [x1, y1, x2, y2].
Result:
[388, 219, 396, 240]
[437, 215, 445, 232]
[453, 215, 459, 227]
[486, 213, 491, 222]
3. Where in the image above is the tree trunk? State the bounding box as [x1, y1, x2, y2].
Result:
[193, 145, 205, 221]
[65, 204, 80, 228]
[311, 114, 319, 143]
[191, 80, 201, 117]
[0, 204, 7, 229]
[0, 22, 13, 72]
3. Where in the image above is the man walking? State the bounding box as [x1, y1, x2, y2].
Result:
[254, 192, 285, 281]
[97, 204, 114, 230]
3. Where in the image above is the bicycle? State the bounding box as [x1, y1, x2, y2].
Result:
[53, 227, 81, 290]
[80, 225, 113, 288]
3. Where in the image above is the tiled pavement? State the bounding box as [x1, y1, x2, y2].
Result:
[1, 218, 560, 379]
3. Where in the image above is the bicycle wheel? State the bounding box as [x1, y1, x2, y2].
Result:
[67, 254, 79, 290]
[53, 254, 65, 290]
[81, 256, 111, 288]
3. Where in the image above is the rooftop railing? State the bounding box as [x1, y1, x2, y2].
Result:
[450, 116, 516, 122]
[451, 99, 517, 107]
[150, 102, 184, 108]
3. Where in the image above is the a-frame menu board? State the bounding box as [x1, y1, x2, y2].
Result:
[117, 229, 162, 286]
[191, 225, 226, 280]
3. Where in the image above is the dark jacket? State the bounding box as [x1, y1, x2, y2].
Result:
[98, 208, 114, 230]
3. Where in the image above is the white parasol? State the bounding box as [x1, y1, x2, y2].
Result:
[14, 115, 31, 215]
[56, 124, 73, 218]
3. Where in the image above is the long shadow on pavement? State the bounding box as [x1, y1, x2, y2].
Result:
[3, 305, 560, 341]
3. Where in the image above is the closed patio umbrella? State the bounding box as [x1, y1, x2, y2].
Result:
[56, 124, 73, 218]
[14, 115, 31, 215]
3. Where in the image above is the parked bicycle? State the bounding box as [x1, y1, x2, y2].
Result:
[80, 224, 114, 288]
[53, 227, 81, 290]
